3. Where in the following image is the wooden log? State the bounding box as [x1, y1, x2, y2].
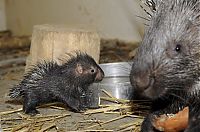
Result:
[25, 24, 100, 71]
[0, 36, 30, 49]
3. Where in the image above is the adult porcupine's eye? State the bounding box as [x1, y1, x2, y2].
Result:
[175, 44, 181, 52]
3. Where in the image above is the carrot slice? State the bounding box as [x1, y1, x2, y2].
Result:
[153, 107, 188, 132]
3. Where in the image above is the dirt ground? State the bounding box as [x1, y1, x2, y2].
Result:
[0, 37, 146, 131]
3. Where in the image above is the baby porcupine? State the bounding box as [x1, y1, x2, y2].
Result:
[9, 53, 104, 115]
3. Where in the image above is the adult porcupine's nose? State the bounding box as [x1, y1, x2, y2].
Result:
[133, 71, 153, 91]
[130, 64, 154, 93]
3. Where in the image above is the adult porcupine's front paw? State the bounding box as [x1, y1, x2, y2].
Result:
[185, 98, 200, 132]
[141, 113, 160, 132]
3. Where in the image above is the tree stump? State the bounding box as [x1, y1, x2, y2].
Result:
[25, 24, 100, 71]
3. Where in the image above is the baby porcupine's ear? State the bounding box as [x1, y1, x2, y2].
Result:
[75, 63, 83, 75]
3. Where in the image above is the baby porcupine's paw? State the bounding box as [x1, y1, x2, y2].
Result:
[71, 104, 87, 113]
[24, 109, 40, 116]
[23, 98, 40, 116]
[66, 99, 87, 112]
[78, 106, 87, 113]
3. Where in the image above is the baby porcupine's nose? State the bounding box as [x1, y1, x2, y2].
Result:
[95, 68, 104, 82]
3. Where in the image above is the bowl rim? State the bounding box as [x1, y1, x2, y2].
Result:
[99, 62, 132, 77]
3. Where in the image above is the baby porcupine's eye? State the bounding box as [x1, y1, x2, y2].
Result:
[175, 44, 181, 52]
[90, 67, 96, 74]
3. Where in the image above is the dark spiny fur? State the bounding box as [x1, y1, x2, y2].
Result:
[130, 0, 200, 131]
[9, 53, 104, 115]
[185, 94, 200, 132]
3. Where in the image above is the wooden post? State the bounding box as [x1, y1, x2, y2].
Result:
[25, 24, 100, 71]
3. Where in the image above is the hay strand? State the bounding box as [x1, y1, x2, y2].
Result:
[0, 108, 22, 116]
[87, 115, 128, 129]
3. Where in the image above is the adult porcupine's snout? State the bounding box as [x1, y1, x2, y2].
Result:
[130, 60, 156, 99]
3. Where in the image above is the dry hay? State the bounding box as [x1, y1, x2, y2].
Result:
[0, 90, 150, 132]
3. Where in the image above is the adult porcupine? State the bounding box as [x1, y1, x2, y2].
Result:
[9, 53, 104, 115]
[130, 0, 200, 131]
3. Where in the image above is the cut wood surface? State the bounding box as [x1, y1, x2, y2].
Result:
[26, 24, 100, 71]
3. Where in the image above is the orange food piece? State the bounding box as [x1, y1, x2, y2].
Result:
[154, 107, 188, 132]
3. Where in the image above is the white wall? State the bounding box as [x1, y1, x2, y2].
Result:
[6, 0, 146, 43]
[0, 0, 6, 31]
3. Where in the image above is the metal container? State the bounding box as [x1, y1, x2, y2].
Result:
[87, 62, 133, 108]
[98, 62, 133, 99]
